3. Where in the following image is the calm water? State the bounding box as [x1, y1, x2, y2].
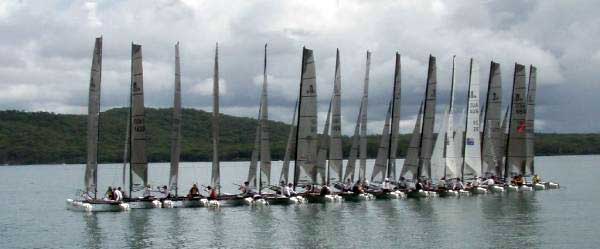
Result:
[1, 155, 598, 249]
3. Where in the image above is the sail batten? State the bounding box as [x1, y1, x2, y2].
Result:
[462, 59, 482, 180]
[85, 37, 102, 195]
[168, 42, 182, 195]
[129, 44, 148, 195]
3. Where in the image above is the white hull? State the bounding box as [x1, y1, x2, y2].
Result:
[489, 185, 505, 193]
[458, 190, 471, 196]
[445, 190, 459, 197]
[533, 183, 546, 190]
[519, 186, 533, 192]
[181, 198, 209, 208]
[66, 199, 129, 212]
[472, 187, 488, 194]
[324, 194, 343, 202]
[387, 191, 406, 199]
[546, 182, 560, 189]
[358, 193, 375, 200]
[127, 199, 162, 209]
[506, 185, 519, 192]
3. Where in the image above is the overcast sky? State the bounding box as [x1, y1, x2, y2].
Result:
[0, 0, 598, 134]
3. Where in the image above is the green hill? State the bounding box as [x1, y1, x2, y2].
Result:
[0, 108, 598, 165]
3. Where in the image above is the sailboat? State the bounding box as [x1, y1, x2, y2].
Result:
[125, 43, 162, 209]
[67, 37, 129, 212]
[358, 51, 370, 183]
[480, 61, 505, 193]
[292, 47, 323, 202]
[460, 59, 487, 194]
[504, 63, 532, 192]
[405, 55, 437, 198]
[367, 53, 404, 199]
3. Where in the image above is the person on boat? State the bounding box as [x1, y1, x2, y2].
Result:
[482, 177, 495, 186]
[282, 183, 291, 197]
[159, 185, 171, 199]
[187, 184, 200, 199]
[320, 185, 332, 196]
[532, 174, 541, 184]
[514, 175, 524, 186]
[397, 177, 408, 190]
[114, 187, 123, 202]
[452, 178, 464, 190]
[352, 180, 364, 194]
[287, 183, 297, 197]
[104, 186, 114, 201]
[117, 187, 127, 199]
[473, 177, 482, 187]
[341, 179, 352, 192]
[382, 178, 392, 192]
[206, 186, 218, 200]
[143, 184, 154, 199]
[437, 178, 447, 191]
[414, 180, 424, 191]
[239, 181, 257, 198]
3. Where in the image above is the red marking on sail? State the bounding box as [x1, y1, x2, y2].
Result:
[517, 121, 526, 133]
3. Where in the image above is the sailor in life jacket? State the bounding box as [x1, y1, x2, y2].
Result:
[206, 186, 218, 200]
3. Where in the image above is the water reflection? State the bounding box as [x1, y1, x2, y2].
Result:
[128, 211, 151, 249]
[208, 209, 225, 248]
[480, 193, 539, 248]
[165, 209, 185, 249]
[83, 213, 102, 249]
[249, 206, 274, 248]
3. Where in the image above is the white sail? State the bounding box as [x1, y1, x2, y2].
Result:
[444, 56, 459, 179]
[418, 55, 437, 180]
[358, 51, 371, 182]
[371, 102, 392, 184]
[431, 107, 449, 182]
[293, 47, 319, 187]
[129, 43, 148, 195]
[388, 53, 402, 181]
[316, 100, 332, 185]
[525, 65, 537, 176]
[343, 101, 363, 183]
[84, 37, 102, 195]
[211, 43, 220, 193]
[328, 49, 343, 184]
[279, 100, 298, 184]
[259, 44, 271, 189]
[455, 108, 466, 176]
[400, 102, 423, 180]
[462, 59, 482, 180]
[482, 61, 503, 177]
[247, 110, 261, 187]
[498, 105, 510, 177]
[169, 42, 182, 195]
[504, 63, 528, 179]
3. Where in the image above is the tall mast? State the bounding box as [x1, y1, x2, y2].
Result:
[293, 48, 306, 190]
[211, 43, 220, 194]
[169, 42, 182, 196]
[386, 52, 401, 180]
[85, 37, 102, 199]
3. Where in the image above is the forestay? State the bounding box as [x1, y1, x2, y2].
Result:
[85, 37, 102, 195]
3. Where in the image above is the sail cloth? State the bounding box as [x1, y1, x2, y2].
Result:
[371, 102, 392, 184]
[482, 61, 502, 177]
[130, 44, 148, 194]
[462, 59, 482, 180]
[418, 55, 437, 180]
[169, 42, 182, 195]
[247, 110, 261, 187]
[504, 64, 528, 179]
[279, 100, 298, 184]
[525, 66, 537, 176]
[444, 56, 459, 179]
[431, 107, 450, 182]
[328, 49, 344, 184]
[294, 47, 319, 187]
[316, 100, 332, 185]
[388, 53, 402, 181]
[498, 105, 510, 177]
[211, 44, 220, 193]
[455, 108, 466, 172]
[400, 102, 423, 180]
[85, 37, 102, 194]
[359, 51, 371, 182]
[343, 101, 363, 183]
[259, 44, 272, 189]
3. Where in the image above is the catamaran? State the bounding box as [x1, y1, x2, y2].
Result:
[480, 61, 505, 193]
[67, 37, 129, 212]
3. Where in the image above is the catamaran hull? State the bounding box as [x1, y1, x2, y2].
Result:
[438, 190, 459, 197]
[126, 199, 162, 209]
[471, 187, 488, 194]
[66, 199, 129, 212]
[181, 199, 209, 208]
[533, 183, 546, 190]
[407, 190, 428, 198]
[506, 185, 519, 192]
[545, 182, 560, 189]
[489, 185, 505, 193]
[519, 185, 533, 192]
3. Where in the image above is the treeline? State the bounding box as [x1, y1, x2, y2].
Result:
[0, 108, 598, 165]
